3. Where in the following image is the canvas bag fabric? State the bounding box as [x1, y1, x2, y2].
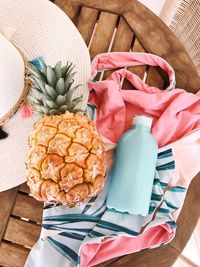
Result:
[88, 52, 200, 147]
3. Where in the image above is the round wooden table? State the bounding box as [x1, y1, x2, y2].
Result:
[0, 1, 200, 266]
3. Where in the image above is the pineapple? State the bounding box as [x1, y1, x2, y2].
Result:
[26, 60, 106, 207]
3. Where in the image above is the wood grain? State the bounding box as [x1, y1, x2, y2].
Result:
[76, 7, 99, 46]
[0, 241, 30, 267]
[111, 16, 133, 52]
[170, 173, 200, 253]
[89, 11, 118, 59]
[130, 38, 147, 79]
[123, 0, 200, 92]
[146, 67, 165, 90]
[4, 217, 41, 248]
[103, 16, 134, 80]
[19, 182, 30, 194]
[55, 0, 130, 15]
[0, 187, 18, 242]
[54, 0, 80, 23]
[12, 193, 43, 223]
[122, 38, 147, 89]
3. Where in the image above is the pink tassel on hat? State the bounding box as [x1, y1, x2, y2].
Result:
[21, 103, 33, 118]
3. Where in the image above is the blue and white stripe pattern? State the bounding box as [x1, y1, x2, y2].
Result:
[26, 146, 187, 267]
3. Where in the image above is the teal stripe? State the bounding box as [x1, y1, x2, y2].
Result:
[153, 178, 168, 189]
[166, 221, 176, 229]
[148, 206, 170, 214]
[151, 193, 163, 201]
[149, 206, 156, 214]
[167, 186, 186, 192]
[82, 196, 98, 214]
[58, 232, 85, 241]
[164, 198, 178, 210]
[157, 207, 170, 213]
[91, 200, 106, 216]
[43, 214, 99, 223]
[97, 220, 138, 236]
[156, 161, 175, 171]
[47, 237, 78, 264]
[158, 149, 173, 159]
[43, 224, 93, 233]
[89, 230, 105, 237]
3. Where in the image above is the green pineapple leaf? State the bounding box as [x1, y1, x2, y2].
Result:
[56, 78, 65, 95]
[45, 84, 57, 101]
[27, 64, 45, 80]
[28, 95, 42, 105]
[33, 77, 47, 95]
[54, 61, 62, 79]
[46, 66, 57, 87]
[39, 60, 47, 75]
[33, 104, 50, 115]
[45, 100, 58, 109]
[58, 105, 69, 112]
[62, 62, 73, 76]
[28, 60, 83, 115]
[65, 84, 81, 102]
[56, 94, 67, 106]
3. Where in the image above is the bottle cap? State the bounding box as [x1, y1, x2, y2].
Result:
[133, 115, 153, 128]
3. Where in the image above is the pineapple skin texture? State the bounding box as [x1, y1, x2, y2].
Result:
[27, 111, 106, 206]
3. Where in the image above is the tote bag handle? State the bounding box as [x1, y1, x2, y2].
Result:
[88, 52, 176, 91]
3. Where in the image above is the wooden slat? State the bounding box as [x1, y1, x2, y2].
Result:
[4, 217, 41, 248]
[0, 241, 30, 267]
[122, 38, 147, 90]
[0, 187, 18, 242]
[103, 16, 134, 80]
[19, 182, 30, 194]
[111, 16, 133, 52]
[76, 7, 99, 46]
[55, 0, 129, 15]
[108, 244, 179, 267]
[94, 257, 123, 267]
[170, 173, 200, 253]
[123, 0, 200, 92]
[54, 0, 80, 23]
[89, 11, 118, 59]
[146, 67, 165, 90]
[193, 218, 200, 256]
[12, 194, 43, 223]
[130, 38, 146, 79]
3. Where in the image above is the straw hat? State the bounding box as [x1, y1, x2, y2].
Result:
[0, 0, 91, 192]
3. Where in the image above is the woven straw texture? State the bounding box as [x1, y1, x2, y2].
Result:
[160, 0, 200, 74]
[0, 0, 91, 192]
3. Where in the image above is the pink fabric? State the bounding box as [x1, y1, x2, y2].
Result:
[88, 52, 200, 147]
[80, 224, 173, 267]
[171, 129, 200, 186]
[79, 129, 200, 267]
[80, 52, 200, 267]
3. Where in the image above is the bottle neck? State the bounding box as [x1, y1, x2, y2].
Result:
[132, 123, 151, 131]
[132, 115, 153, 132]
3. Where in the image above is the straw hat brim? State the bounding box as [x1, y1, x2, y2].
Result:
[0, 0, 91, 192]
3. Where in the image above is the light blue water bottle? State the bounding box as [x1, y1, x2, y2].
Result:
[106, 115, 158, 216]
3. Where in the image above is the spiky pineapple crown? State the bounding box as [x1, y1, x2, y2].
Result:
[27, 60, 83, 115]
